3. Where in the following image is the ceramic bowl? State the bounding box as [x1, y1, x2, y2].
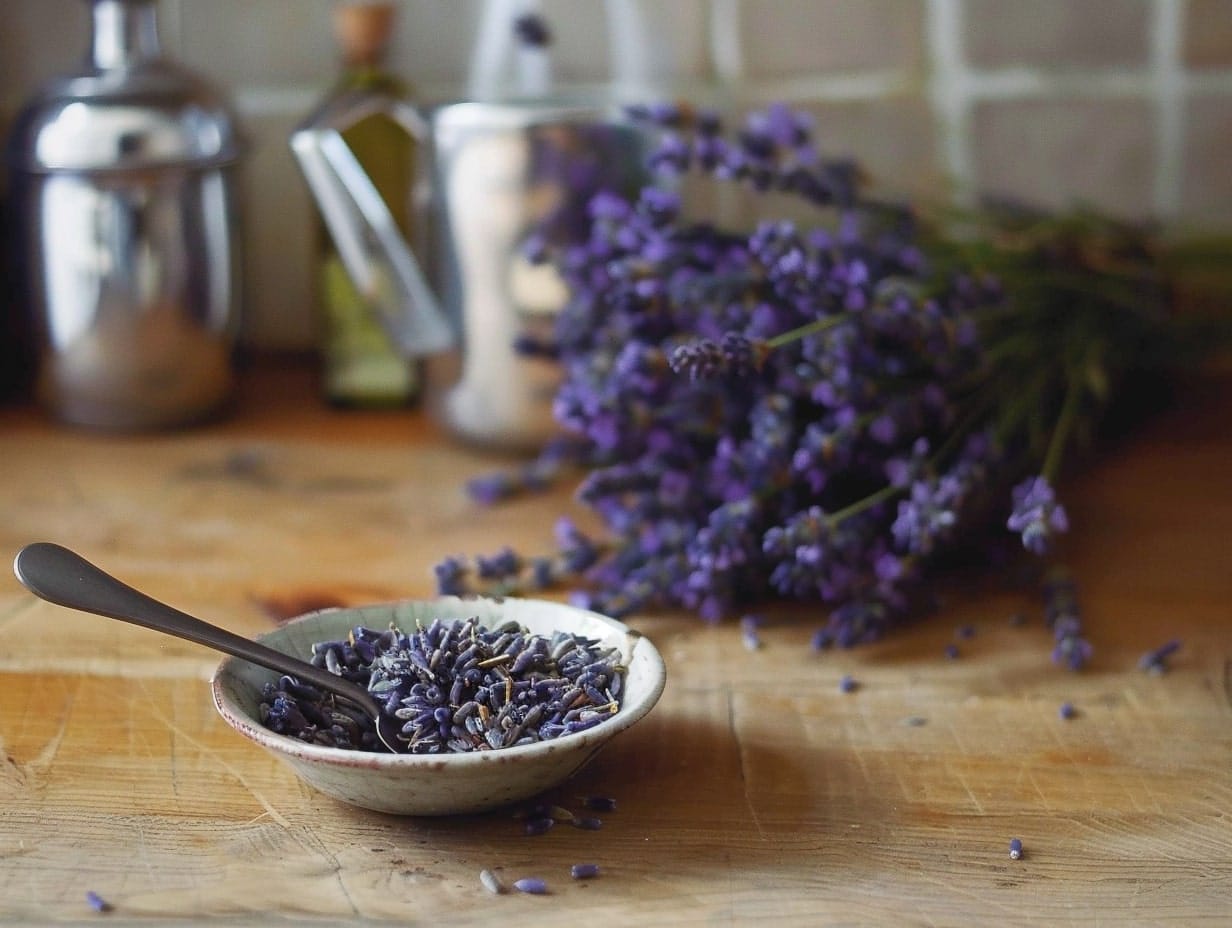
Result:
[210, 596, 666, 816]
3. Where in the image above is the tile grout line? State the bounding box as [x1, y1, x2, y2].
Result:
[708, 0, 745, 90]
[924, 0, 974, 203]
[1151, 0, 1186, 219]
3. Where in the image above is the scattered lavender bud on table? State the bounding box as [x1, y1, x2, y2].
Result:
[571, 863, 601, 880]
[524, 817, 555, 836]
[944, 644, 960, 660]
[957, 625, 975, 639]
[546, 804, 576, 823]
[85, 891, 112, 913]
[1059, 701, 1077, 720]
[582, 795, 617, 812]
[838, 674, 858, 693]
[514, 877, 549, 895]
[902, 716, 928, 727]
[479, 869, 506, 895]
[1009, 838, 1024, 860]
[571, 816, 604, 831]
[1138, 639, 1181, 674]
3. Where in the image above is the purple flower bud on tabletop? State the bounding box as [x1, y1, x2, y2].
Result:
[1059, 701, 1077, 720]
[944, 644, 960, 660]
[434, 556, 469, 596]
[466, 473, 515, 506]
[514, 877, 549, 895]
[476, 546, 521, 580]
[524, 817, 555, 836]
[85, 891, 112, 913]
[583, 795, 618, 812]
[571, 816, 604, 830]
[1138, 639, 1181, 674]
[571, 863, 601, 880]
[1009, 838, 1024, 860]
[838, 674, 858, 693]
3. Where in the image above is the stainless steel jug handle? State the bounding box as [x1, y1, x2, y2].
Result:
[290, 94, 454, 357]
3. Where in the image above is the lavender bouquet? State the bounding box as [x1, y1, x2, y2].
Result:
[436, 103, 1231, 663]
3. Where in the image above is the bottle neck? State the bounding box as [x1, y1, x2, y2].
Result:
[90, 0, 162, 71]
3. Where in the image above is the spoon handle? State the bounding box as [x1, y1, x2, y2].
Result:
[12, 542, 381, 718]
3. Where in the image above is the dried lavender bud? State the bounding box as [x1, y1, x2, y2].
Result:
[957, 625, 975, 639]
[524, 817, 555, 836]
[838, 674, 858, 693]
[514, 877, 549, 895]
[902, 716, 927, 727]
[571, 816, 603, 830]
[259, 617, 627, 754]
[1058, 701, 1076, 720]
[1138, 639, 1181, 674]
[545, 804, 576, 823]
[1009, 838, 1023, 860]
[943, 644, 959, 660]
[85, 891, 112, 913]
[479, 869, 505, 894]
[571, 863, 601, 880]
[582, 795, 617, 812]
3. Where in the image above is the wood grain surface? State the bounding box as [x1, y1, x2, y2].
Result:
[1, 362, 1229, 925]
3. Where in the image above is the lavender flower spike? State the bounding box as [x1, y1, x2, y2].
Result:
[1007, 476, 1069, 555]
[669, 332, 765, 380]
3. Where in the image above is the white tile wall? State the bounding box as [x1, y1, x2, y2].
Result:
[2, 0, 1230, 350]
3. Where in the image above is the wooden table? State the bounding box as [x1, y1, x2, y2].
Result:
[1, 361, 1229, 925]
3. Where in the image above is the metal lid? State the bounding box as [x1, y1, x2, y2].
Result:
[7, 0, 243, 174]
[8, 64, 244, 174]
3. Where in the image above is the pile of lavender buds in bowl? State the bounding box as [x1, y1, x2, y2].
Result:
[435, 101, 1232, 664]
[259, 616, 626, 754]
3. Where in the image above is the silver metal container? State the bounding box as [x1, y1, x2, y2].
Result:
[6, 0, 244, 430]
[292, 97, 646, 451]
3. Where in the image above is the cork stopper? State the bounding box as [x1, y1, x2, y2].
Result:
[333, 2, 396, 66]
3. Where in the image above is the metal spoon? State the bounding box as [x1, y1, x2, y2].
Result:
[12, 542, 407, 754]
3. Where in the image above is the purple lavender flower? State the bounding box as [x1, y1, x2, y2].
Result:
[1007, 476, 1069, 555]
[1138, 639, 1181, 674]
[433, 102, 1172, 669]
[669, 332, 765, 380]
[434, 556, 469, 596]
[1043, 570, 1091, 671]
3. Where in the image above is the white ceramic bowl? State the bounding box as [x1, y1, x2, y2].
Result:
[210, 596, 666, 816]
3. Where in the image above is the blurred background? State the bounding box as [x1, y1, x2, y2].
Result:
[2, 0, 1230, 356]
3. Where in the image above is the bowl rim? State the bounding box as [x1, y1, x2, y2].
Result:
[209, 596, 667, 769]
